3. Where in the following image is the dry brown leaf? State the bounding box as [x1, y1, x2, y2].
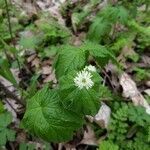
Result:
[117, 45, 136, 68]
[86, 115, 94, 123]
[144, 89, 150, 96]
[141, 55, 150, 65]
[94, 103, 111, 128]
[43, 71, 57, 83]
[64, 144, 76, 150]
[31, 57, 40, 68]
[120, 72, 150, 114]
[16, 130, 27, 143]
[42, 66, 52, 75]
[86, 103, 111, 129]
[80, 125, 98, 146]
[146, 81, 150, 87]
[27, 54, 36, 63]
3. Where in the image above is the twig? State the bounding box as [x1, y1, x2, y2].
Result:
[102, 69, 116, 90]
[4, 0, 24, 98]
[0, 81, 25, 106]
[5, 98, 18, 114]
[4, 0, 22, 71]
[94, 60, 116, 90]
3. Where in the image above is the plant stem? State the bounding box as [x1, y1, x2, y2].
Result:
[4, 0, 22, 71]
[4, 0, 24, 99]
[4, 0, 13, 39]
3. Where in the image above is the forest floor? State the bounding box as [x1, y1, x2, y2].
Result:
[0, 0, 150, 150]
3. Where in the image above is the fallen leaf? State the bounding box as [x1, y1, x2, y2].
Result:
[94, 103, 111, 128]
[120, 72, 150, 114]
[144, 89, 150, 96]
[146, 81, 150, 87]
[31, 57, 40, 68]
[86, 103, 111, 129]
[80, 125, 98, 146]
[27, 54, 36, 63]
[43, 71, 57, 83]
[42, 66, 52, 75]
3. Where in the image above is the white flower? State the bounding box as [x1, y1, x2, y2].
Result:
[84, 65, 96, 72]
[74, 70, 94, 90]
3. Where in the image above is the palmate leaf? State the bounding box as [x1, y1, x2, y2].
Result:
[87, 17, 111, 43]
[55, 45, 87, 79]
[81, 41, 117, 66]
[0, 112, 12, 128]
[22, 87, 83, 142]
[87, 6, 128, 43]
[55, 42, 117, 79]
[0, 112, 16, 146]
[59, 71, 102, 115]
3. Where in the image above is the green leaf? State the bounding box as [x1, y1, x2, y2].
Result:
[0, 112, 15, 146]
[22, 87, 83, 142]
[0, 130, 7, 146]
[0, 58, 17, 86]
[6, 129, 16, 141]
[19, 143, 35, 150]
[26, 74, 40, 99]
[59, 71, 102, 115]
[36, 19, 70, 44]
[87, 6, 128, 43]
[0, 112, 12, 128]
[117, 6, 129, 24]
[128, 105, 150, 126]
[82, 41, 112, 57]
[99, 141, 119, 150]
[81, 41, 117, 66]
[19, 33, 38, 49]
[87, 17, 111, 43]
[0, 101, 4, 114]
[55, 45, 86, 78]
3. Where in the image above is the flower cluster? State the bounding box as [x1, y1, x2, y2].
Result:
[74, 65, 96, 90]
[84, 65, 96, 72]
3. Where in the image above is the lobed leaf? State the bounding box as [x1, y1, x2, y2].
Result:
[0, 112, 15, 146]
[22, 87, 83, 142]
[55, 45, 87, 79]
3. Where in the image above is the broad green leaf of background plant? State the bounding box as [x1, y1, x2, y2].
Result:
[19, 143, 35, 150]
[22, 87, 83, 142]
[36, 18, 71, 44]
[87, 5, 128, 43]
[0, 58, 17, 86]
[55, 45, 86, 78]
[87, 17, 111, 43]
[0, 112, 16, 146]
[81, 42, 117, 66]
[59, 71, 102, 115]
[19, 35, 37, 49]
[0, 101, 4, 114]
[99, 141, 119, 150]
[19, 142, 51, 150]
